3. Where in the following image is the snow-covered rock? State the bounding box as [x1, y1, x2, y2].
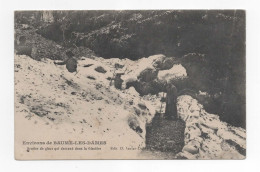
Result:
[157, 64, 187, 84]
[121, 54, 188, 96]
[151, 54, 176, 70]
[121, 55, 158, 85]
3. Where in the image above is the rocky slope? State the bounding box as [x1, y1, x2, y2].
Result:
[16, 10, 246, 128]
[15, 54, 157, 159]
[15, 53, 246, 159]
[176, 95, 246, 159]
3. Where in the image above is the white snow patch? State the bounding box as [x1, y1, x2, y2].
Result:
[157, 64, 187, 83]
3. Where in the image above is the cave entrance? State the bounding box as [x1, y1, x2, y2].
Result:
[144, 117, 186, 156]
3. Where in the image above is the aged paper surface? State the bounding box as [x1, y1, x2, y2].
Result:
[14, 10, 246, 160]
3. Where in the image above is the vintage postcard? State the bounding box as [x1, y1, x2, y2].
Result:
[14, 10, 246, 160]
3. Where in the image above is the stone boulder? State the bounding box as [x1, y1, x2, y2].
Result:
[137, 67, 158, 82]
[182, 140, 200, 154]
[152, 54, 176, 70]
[128, 116, 143, 134]
[18, 36, 27, 45]
[157, 64, 187, 84]
[95, 66, 107, 73]
[16, 45, 32, 57]
[123, 54, 188, 95]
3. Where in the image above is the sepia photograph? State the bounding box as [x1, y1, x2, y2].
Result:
[14, 10, 246, 160]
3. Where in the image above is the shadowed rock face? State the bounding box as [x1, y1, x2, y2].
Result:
[126, 80, 163, 96]
[137, 68, 158, 82]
